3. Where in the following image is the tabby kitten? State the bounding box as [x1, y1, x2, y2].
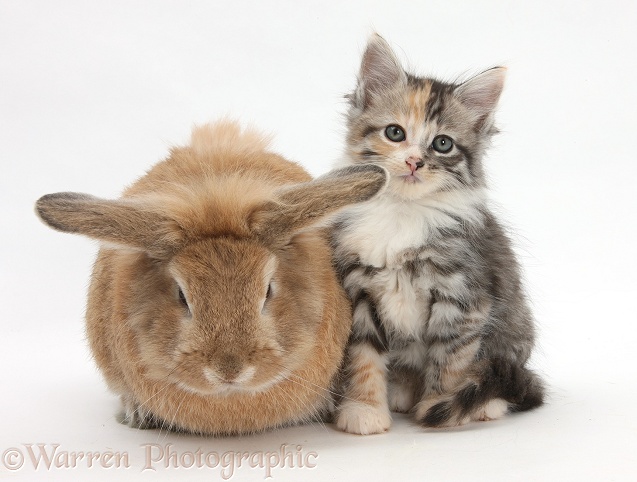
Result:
[332, 35, 544, 434]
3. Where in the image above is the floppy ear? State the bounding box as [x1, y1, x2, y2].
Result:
[35, 192, 184, 258]
[252, 164, 388, 245]
[454, 67, 506, 131]
[353, 33, 407, 108]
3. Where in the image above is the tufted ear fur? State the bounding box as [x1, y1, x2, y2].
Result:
[454, 67, 506, 132]
[352, 33, 407, 109]
[252, 164, 388, 246]
[35, 193, 185, 258]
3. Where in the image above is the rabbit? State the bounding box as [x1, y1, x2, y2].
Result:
[35, 120, 388, 435]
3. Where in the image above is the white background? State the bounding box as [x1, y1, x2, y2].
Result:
[1, 1, 636, 480]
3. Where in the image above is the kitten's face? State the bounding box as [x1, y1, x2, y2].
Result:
[345, 35, 505, 200]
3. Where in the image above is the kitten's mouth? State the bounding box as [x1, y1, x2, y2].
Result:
[401, 157, 425, 183]
[398, 173, 422, 184]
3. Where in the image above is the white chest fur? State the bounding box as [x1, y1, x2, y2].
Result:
[370, 267, 434, 339]
[335, 189, 485, 339]
[336, 189, 485, 268]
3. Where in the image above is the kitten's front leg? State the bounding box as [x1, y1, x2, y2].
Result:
[337, 343, 391, 434]
[388, 365, 418, 413]
[336, 294, 391, 435]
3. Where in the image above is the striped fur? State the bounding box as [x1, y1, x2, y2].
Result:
[333, 35, 544, 433]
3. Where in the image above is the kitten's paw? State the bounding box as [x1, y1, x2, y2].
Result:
[415, 396, 508, 427]
[472, 398, 508, 422]
[337, 401, 392, 435]
[388, 383, 414, 413]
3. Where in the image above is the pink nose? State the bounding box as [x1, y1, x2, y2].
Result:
[406, 157, 424, 173]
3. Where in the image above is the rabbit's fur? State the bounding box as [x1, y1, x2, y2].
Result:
[36, 120, 388, 435]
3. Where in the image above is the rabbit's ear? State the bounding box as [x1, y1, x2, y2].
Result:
[35, 192, 184, 258]
[253, 164, 388, 245]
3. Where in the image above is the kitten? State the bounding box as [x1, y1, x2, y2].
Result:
[331, 34, 544, 434]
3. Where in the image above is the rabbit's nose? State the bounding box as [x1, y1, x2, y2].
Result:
[218, 355, 243, 382]
[204, 355, 255, 386]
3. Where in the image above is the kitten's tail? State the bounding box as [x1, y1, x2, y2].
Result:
[419, 357, 545, 428]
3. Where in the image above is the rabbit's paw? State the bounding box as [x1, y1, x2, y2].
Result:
[337, 401, 391, 435]
[117, 397, 161, 430]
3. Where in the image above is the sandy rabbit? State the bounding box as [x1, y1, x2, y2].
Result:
[36, 120, 388, 434]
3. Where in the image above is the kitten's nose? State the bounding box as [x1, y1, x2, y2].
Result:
[406, 157, 425, 173]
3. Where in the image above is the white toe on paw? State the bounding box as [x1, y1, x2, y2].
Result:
[388, 384, 414, 413]
[337, 401, 392, 435]
[473, 398, 508, 422]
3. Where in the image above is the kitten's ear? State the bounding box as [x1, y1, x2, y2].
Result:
[353, 34, 406, 108]
[454, 67, 506, 128]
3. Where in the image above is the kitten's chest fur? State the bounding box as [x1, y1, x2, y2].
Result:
[333, 191, 485, 340]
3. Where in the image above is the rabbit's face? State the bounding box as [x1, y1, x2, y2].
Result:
[139, 237, 317, 396]
[36, 147, 388, 402]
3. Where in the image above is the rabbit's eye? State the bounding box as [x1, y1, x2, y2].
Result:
[266, 283, 273, 300]
[261, 282, 273, 314]
[177, 286, 191, 313]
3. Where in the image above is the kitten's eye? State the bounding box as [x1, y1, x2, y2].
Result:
[385, 125, 406, 142]
[432, 135, 454, 153]
[177, 286, 191, 313]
